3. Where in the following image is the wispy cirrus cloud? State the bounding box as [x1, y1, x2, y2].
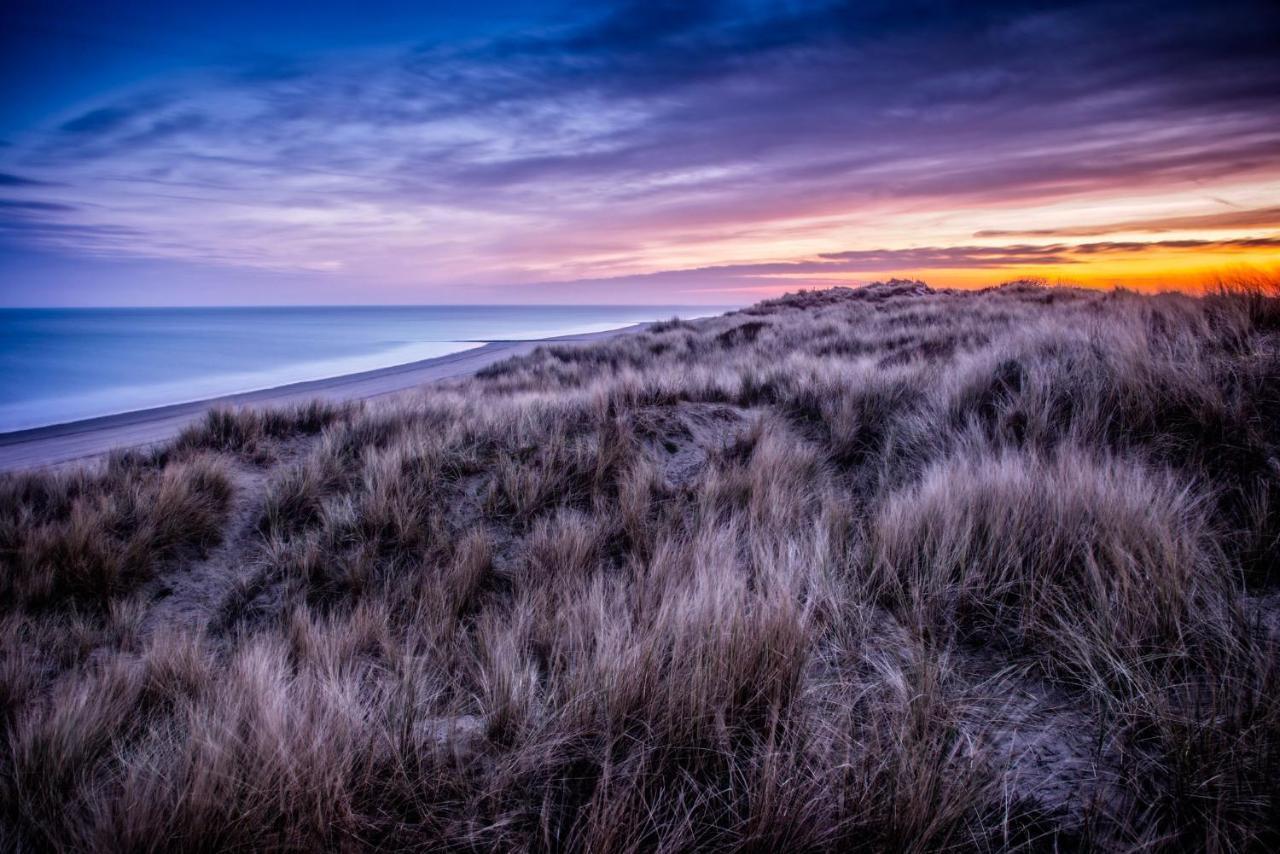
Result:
[0, 171, 54, 187]
[0, 199, 75, 212]
[974, 207, 1280, 238]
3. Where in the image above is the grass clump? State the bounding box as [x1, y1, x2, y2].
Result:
[174, 399, 354, 461]
[0, 453, 232, 609]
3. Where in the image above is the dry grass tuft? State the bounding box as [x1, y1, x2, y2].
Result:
[174, 399, 354, 462]
[0, 453, 233, 609]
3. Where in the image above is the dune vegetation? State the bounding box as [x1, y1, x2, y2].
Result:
[3, 278, 1280, 852]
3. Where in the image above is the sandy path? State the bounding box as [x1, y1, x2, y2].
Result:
[0, 324, 645, 472]
[139, 456, 278, 639]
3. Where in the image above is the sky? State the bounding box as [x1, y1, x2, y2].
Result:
[1, 0, 1278, 306]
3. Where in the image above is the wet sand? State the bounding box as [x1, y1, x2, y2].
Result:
[0, 324, 645, 472]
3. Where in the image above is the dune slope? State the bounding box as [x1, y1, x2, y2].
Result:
[3, 280, 1279, 851]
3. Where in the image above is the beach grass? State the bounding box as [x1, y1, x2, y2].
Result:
[3, 278, 1279, 851]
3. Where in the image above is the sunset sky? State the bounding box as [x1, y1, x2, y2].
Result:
[1, 0, 1278, 305]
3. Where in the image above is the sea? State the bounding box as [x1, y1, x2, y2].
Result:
[0, 305, 728, 432]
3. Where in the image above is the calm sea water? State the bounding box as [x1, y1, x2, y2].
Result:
[0, 305, 724, 432]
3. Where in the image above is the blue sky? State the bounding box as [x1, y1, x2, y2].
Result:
[2, 0, 1279, 305]
[1, 1, 568, 133]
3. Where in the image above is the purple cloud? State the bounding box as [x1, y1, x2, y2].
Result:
[974, 207, 1280, 238]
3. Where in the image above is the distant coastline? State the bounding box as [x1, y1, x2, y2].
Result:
[0, 304, 732, 434]
[0, 322, 653, 471]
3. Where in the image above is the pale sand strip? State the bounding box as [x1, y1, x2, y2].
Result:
[0, 324, 646, 472]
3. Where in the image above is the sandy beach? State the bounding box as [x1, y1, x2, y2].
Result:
[0, 324, 645, 472]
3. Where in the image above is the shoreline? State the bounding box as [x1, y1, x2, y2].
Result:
[0, 323, 648, 472]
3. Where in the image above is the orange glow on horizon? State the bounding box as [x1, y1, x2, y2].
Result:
[692, 246, 1280, 298]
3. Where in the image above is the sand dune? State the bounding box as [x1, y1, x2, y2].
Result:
[6, 282, 1280, 850]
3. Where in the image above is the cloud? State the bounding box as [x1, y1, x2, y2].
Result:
[814, 244, 1081, 268]
[0, 0, 1278, 294]
[974, 207, 1280, 238]
[0, 217, 139, 239]
[0, 199, 76, 212]
[59, 106, 138, 135]
[1067, 236, 1280, 253]
[0, 172, 54, 187]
